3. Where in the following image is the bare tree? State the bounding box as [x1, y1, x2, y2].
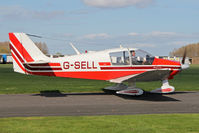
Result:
[0, 41, 49, 55]
[34, 42, 49, 55]
[0, 41, 10, 53]
[170, 43, 199, 57]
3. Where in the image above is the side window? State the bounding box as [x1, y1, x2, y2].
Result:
[110, 51, 130, 65]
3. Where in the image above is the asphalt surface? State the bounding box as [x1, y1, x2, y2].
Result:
[0, 91, 199, 117]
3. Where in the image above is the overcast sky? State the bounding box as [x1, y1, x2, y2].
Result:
[0, 0, 199, 55]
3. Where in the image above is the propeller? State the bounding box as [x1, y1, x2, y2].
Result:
[181, 48, 189, 70]
[182, 48, 187, 64]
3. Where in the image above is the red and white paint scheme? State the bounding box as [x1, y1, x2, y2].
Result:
[9, 33, 189, 96]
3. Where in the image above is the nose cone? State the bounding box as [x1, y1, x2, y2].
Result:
[181, 64, 190, 70]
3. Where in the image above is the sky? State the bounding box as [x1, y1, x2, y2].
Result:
[0, 0, 199, 55]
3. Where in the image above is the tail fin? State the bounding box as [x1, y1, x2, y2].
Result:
[9, 33, 49, 74]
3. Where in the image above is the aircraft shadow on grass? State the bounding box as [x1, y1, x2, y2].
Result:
[30, 89, 195, 102]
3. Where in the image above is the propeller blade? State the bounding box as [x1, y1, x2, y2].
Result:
[182, 48, 187, 64]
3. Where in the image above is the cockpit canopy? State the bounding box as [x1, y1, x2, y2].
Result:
[109, 48, 154, 65]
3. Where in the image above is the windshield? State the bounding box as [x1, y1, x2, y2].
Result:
[130, 49, 154, 65]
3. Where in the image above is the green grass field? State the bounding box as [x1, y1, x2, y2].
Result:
[0, 114, 199, 133]
[0, 64, 198, 94]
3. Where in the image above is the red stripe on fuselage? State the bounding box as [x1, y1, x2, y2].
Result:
[24, 64, 62, 71]
[99, 62, 111, 66]
[9, 33, 34, 62]
[28, 63, 61, 67]
[100, 66, 181, 70]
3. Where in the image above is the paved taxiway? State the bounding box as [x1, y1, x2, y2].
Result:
[0, 91, 199, 117]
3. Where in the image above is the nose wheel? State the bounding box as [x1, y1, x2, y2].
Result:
[151, 79, 175, 94]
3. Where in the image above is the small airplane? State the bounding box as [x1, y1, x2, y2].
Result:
[8, 33, 189, 96]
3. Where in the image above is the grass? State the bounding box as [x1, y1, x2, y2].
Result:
[0, 64, 199, 94]
[170, 64, 199, 91]
[0, 114, 199, 133]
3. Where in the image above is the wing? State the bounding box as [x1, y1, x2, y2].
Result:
[109, 69, 171, 83]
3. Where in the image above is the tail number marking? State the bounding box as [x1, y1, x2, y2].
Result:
[63, 61, 97, 69]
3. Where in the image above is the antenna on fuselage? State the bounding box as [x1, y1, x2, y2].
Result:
[69, 42, 81, 55]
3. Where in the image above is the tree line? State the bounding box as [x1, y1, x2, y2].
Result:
[170, 42, 199, 58]
[0, 41, 49, 54]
